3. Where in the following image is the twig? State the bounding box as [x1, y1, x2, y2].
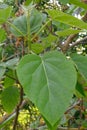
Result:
[13, 86, 23, 130]
[6, 74, 17, 81]
[70, 36, 87, 48]
[64, 99, 82, 114]
[61, 34, 77, 53]
[82, 11, 87, 22]
[5, 53, 20, 61]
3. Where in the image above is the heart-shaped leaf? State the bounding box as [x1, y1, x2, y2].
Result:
[17, 51, 77, 126]
[10, 9, 42, 37]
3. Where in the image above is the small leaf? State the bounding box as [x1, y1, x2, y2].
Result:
[0, 63, 6, 79]
[42, 34, 57, 48]
[70, 0, 87, 10]
[71, 54, 87, 80]
[25, 0, 32, 5]
[0, 6, 12, 24]
[1, 86, 19, 113]
[6, 57, 19, 69]
[56, 28, 81, 37]
[82, 120, 87, 128]
[0, 28, 6, 42]
[75, 82, 85, 97]
[17, 51, 77, 126]
[47, 10, 87, 30]
[59, 0, 70, 4]
[4, 70, 15, 88]
[31, 43, 44, 54]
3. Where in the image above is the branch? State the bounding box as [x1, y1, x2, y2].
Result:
[70, 36, 87, 48]
[13, 86, 23, 130]
[64, 99, 82, 114]
[61, 11, 87, 53]
[61, 34, 77, 53]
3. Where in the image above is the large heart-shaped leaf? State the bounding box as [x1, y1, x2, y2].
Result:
[17, 51, 77, 126]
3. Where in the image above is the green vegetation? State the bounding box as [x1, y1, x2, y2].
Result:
[0, 0, 87, 130]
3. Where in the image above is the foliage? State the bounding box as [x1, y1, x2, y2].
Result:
[0, 0, 87, 130]
[17, 51, 77, 126]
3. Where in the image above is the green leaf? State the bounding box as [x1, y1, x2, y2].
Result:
[0, 67, 5, 79]
[58, 0, 87, 9]
[75, 82, 85, 97]
[82, 120, 87, 128]
[42, 34, 57, 48]
[58, 0, 70, 4]
[11, 9, 42, 37]
[43, 115, 60, 130]
[0, 63, 6, 79]
[47, 10, 87, 30]
[1, 86, 19, 113]
[0, 6, 12, 24]
[56, 28, 81, 37]
[17, 51, 77, 126]
[30, 9, 42, 34]
[31, 43, 44, 54]
[5, 57, 19, 69]
[24, 0, 33, 5]
[4, 70, 15, 88]
[53, 21, 70, 31]
[0, 28, 6, 42]
[10, 15, 27, 37]
[71, 54, 87, 80]
[70, 0, 87, 10]
[4, 0, 14, 5]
